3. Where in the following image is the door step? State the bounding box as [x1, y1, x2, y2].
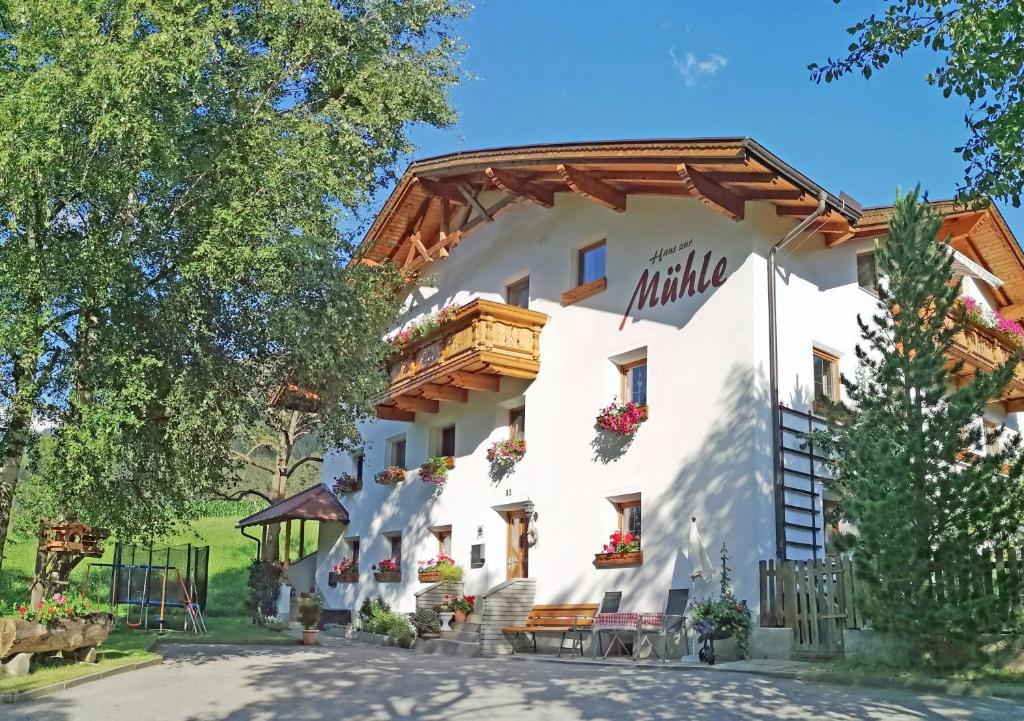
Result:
[440, 630, 479, 643]
[449, 621, 481, 633]
[413, 638, 480, 658]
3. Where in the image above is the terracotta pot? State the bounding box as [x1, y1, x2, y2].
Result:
[453, 609, 467, 623]
[302, 629, 319, 646]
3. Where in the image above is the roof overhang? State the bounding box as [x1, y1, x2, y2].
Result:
[237, 484, 349, 528]
[356, 137, 863, 274]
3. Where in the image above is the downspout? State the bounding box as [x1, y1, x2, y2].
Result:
[240, 525, 262, 561]
[768, 189, 827, 561]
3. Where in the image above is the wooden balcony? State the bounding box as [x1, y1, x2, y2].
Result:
[375, 299, 549, 421]
[947, 320, 1024, 411]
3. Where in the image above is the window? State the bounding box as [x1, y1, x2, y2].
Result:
[435, 527, 452, 555]
[441, 425, 456, 458]
[354, 453, 364, 482]
[813, 350, 839, 410]
[391, 437, 406, 468]
[348, 537, 360, 564]
[985, 420, 1002, 455]
[388, 534, 402, 564]
[620, 359, 648, 406]
[822, 499, 839, 555]
[857, 252, 878, 294]
[578, 240, 606, 286]
[617, 500, 641, 545]
[509, 406, 526, 440]
[506, 277, 530, 308]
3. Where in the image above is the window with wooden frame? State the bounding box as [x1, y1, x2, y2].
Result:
[984, 420, 1002, 455]
[506, 276, 530, 309]
[857, 251, 878, 294]
[508, 405, 526, 440]
[347, 537, 360, 564]
[812, 349, 839, 411]
[617, 499, 641, 545]
[435, 527, 452, 556]
[353, 453, 365, 482]
[578, 240, 606, 286]
[391, 437, 407, 468]
[388, 534, 402, 564]
[620, 358, 648, 407]
[440, 425, 456, 458]
[562, 239, 607, 305]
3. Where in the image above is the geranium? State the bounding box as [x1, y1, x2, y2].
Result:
[332, 473, 361, 495]
[486, 438, 526, 464]
[420, 456, 451, 485]
[390, 304, 463, 353]
[595, 400, 648, 435]
[375, 466, 406, 486]
[601, 529, 640, 554]
[961, 295, 1024, 346]
[333, 558, 357, 574]
[441, 594, 475, 614]
[15, 594, 105, 625]
[374, 558, 400, 573]
[417, 553, 455, 572]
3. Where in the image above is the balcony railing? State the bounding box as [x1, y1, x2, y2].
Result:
[948, 319, 1024, 410]
[375, 299, 549, 421]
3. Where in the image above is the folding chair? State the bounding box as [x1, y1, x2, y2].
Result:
[592, 591, 622, 657]
[635, 588, 689, 661]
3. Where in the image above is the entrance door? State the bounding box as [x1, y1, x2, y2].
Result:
[506, 510, 529, 579]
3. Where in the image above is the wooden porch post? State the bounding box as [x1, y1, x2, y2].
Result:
[299, 519, 306, 560]
[284, 520, 292, 568]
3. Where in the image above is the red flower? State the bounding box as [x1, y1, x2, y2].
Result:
[17, 605, 26, 615]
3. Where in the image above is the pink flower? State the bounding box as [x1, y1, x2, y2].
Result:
[53, 593, 65, 605]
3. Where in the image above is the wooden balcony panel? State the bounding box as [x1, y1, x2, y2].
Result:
[947, 320, 1024, 404]
[375, 299, 548, 419]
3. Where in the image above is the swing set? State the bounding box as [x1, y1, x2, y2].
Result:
[93, 543, 209, 634]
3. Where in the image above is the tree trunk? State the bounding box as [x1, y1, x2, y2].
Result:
[261, 425, 292, 562]
[0, 353, 36, 573]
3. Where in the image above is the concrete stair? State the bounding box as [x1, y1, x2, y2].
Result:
[413, 616, 482, 657]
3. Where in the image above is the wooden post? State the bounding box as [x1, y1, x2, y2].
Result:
[284, 520, 292, 569]
[298, 520, 305, 560]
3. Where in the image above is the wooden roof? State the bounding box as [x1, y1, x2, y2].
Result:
[845, 201, 1024, 314]
[357, 138, 863, 274]
[237, 484, 349, 528]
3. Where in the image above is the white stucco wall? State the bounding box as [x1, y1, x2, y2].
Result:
[317, 192, 1020, 615]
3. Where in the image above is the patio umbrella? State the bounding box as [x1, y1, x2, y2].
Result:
[688, 516, 714, 583]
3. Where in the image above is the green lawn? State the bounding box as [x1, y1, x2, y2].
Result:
[0, 509, 317, 618]
[0, 629, 160, 696]
[153, 615, 295, 645]
[809, 659, 1024, 690]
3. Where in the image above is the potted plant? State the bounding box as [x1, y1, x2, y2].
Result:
[444, 594, 476, 624]
[417, 553, 462, 582]
[595, 399, 648, 435]
[1, 594, 113, 670]
[420, 456, 452, 485]
[329, 557, 358, 585]
[594, 530, 643, 567]
[375, 466, 406, 486]
[298, 595, 324, 645]
[686, 545, 751, 664]
[486, 438, 526, 468]
[332, 473, 362, 495]
[410, 608, 442, 639]
[435, 603, 455, 631]
[390, 304, 462, 354]
[372, 558, 401, 582]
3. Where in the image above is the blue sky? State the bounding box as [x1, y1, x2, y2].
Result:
[394, 1, 1024, 239]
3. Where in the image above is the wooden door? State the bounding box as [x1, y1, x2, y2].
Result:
[506, 510, 528, 580]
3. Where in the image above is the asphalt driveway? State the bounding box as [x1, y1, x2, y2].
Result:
[3, 643, 1022, 721]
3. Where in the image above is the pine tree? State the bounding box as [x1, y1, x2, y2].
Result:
[817, 189, 1024, 663]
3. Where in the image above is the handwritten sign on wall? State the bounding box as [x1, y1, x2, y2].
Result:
[618, 240, 729, 330]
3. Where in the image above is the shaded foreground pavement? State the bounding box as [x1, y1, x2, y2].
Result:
[3, 643, 1022, 721]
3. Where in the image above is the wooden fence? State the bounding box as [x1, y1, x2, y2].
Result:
[760, 550, 1024, 633]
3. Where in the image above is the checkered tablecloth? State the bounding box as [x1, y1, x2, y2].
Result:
[593, 612, 663, 631]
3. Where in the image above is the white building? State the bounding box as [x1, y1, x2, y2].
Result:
[298, 139, 1024, 622]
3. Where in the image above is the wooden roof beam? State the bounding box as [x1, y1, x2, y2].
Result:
[393, 395, 439, 414]
[376, 405, 416, 422]
[414, 176, 465, 203]
[485, 167, 554, 208]
[449, 371, 500, 392]
[708, 171, 779, 184]
[677, 164, 745, 221]
[458, 183, 495, 223]
[420, 383, 469, 403]
[557, 164, 627, 213]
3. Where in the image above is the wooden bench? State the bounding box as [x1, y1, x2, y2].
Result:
[503, 603, 599, 656]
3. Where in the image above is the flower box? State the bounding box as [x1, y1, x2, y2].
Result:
[594, 551, 644, 568]
[418, 571, 442, 583]
[375, 466, 406, 486]
[328, 571, 358, 586]
[332, 474, 363, 495]
[374, 571, 401, 583]
[0, 613, 113, 674]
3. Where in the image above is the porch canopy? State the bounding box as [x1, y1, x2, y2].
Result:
[237, 483, 349, 528]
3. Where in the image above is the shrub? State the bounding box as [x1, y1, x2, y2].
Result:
[409, 608, 441, 636]
[246, 559, 283, 620]
[389, 621, 416, 648]
[437, 563, 463, 582]
[358, 596, 391, 625]
[298, 595, 323, 630]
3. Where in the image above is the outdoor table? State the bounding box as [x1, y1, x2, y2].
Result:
[593, 612, 664, 660]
